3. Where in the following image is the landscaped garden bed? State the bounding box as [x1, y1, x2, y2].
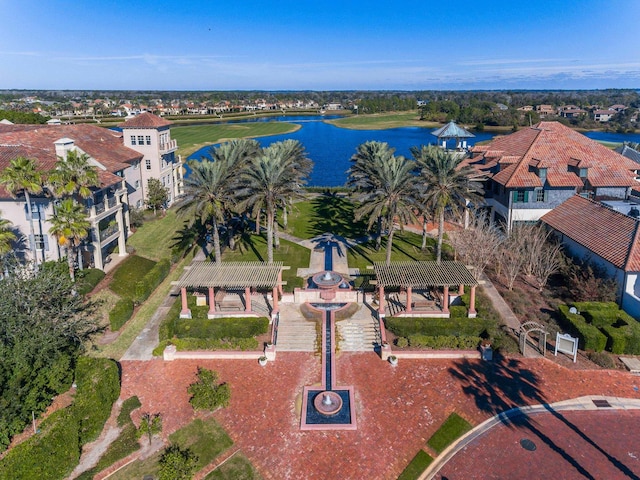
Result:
[154, 295, 270, 356]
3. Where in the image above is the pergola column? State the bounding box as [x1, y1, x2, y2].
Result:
[458, 284, 465, 295]
[378, 285, 385, 317]
[272, 286, 279, 313]
[245, 287, 252, 313]
[277, 270, 283, 296]
[442, 286, 450, 315]
[180, 287, 192, 319]
[406, 286, 413, 313]
[468, 285, 477, 318]
[208, 287, 215, 316]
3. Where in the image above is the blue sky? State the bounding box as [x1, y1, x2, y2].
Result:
[1, 0, 638, 90]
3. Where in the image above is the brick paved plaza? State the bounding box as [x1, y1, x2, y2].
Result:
[120, 353, 640, 480]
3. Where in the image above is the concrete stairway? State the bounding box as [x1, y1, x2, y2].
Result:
[337, 316, 381, 352]
[275, 316, 319, 352]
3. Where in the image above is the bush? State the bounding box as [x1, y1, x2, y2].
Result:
[407, 335, 482, 350]
[188, 368, 231, 411]
[159, 444, 199, 480]
[153, 337, 260, 356]
[587, 351, 616, 369]
[109, 297, 134, 331]
[395, 337, 409, 348]
[133, 258, 171, 304]
[76, 268, 105, 295]
[110, 255, 156, 298]
[386, 317, 497, 338]
[557, 305, 607, 351]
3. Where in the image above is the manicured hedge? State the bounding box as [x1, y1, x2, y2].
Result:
[386, 317, 496, 338]
[557, 305, 607, 351]
[134, 258, 171, 304]
[407, 335, 482, 350]
[109, 297, 134, 331]
[0, 358, 120, 480]
[109, 255, 156, 298]
[153, 337, 260, 356]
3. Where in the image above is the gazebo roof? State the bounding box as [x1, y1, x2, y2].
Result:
[174, 261, 284, 288]
[431, 121, 475, 139]
[373, 261, 478, 287]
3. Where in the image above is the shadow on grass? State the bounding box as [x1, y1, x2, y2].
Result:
[307, 195, 368, 238]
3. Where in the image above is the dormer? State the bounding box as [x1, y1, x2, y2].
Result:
[54, 137, 75, 158]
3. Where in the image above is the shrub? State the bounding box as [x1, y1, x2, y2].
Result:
[159, 444, 199, 480]
[137, 412, 162, 443]
[587, 351, 616, 369]
[109, 255, 156, 298]
[557, 305, 607, 351]
[133, 258, 171, 304]
[153, 337, 260, 356]
[395, 337, 409, 348]
[109, 297, 134, 331]
[408, 335, 482, 350]
[386, 317, 497, 338]
[188, 368, 231, 411]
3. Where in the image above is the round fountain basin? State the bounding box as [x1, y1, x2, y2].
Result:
[313, 390, 343, 416]
[312, 271, 344, 289]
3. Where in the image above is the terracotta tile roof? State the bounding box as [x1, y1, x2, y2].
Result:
[467, 121, 639, 189]
[541, 195, 640, 271]
[0, 123, 142, 197]
[119, 112, 172, 129]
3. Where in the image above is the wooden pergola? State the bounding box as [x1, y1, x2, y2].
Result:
[173, 261, 285, 318]
[372, 261, 479, 318]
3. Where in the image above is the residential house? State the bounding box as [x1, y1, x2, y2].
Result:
[558, 105, 587, 118]
[541, 195, 640, 319]
[536, 105, 555, 117]
[0, 124, 140, 269]
[593, 109, 615, 122]
[463, 121, 639, 230]
[119, 112, 183, 210]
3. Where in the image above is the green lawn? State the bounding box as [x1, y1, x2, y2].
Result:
[127, 210, 188, 261]
[205, 452, 263, 480]
[168, 418, 234, 470]
[172, 122, 301, 157]
[427, 413, 473, 454]
[109, 255, 157, 298]
[222, 236, 310, 290]
[397, 450, 434, 480]
[285, 195, 369, 240]
[325, 112, 439, 130]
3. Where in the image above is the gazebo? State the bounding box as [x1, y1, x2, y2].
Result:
[431, 121, 475, 150]
[173, 261, 285, 319]
[372, 261, 478, 318]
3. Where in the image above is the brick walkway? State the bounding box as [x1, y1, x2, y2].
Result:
[120, 353, 640, 480]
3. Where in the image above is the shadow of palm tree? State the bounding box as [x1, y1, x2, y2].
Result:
[307, 195, 368, 238]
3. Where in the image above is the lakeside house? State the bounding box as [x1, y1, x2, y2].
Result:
[463, 121, 640, 230]
[0, 113, 183, 269]
[541, 195, 640, 318]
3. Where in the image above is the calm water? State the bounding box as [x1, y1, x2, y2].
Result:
[187, 116, 640, 187]
[187, 116, 494, 186]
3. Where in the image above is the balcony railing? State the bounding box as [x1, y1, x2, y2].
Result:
[100, 223, 119, 240]
[159, 139, 177, 153]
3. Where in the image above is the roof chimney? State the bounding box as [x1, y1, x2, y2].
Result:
[54, 137, 75, 158]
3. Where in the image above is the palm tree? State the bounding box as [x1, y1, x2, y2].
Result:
[413, 145, 483, 263]
[237, 140, 311, 263]
[0, 156, 43, 263]
[48, 149, 99, 200]
[49, 198, 91, 281]
[0, 213, 16, 255]
[348, 142, 419, 265]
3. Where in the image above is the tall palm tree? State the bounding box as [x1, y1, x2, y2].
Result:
[0, 213, 16, 255]
[0, 156, 43, 263]
[49, 198, 91, 281]
[237, 140, 311, 263]
[178, 159, 237, 264]
[48, 149, 99, 200]
[348, 142, 419, 265]
[413, 145, 483, 263]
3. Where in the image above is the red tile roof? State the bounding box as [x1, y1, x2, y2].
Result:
[541, 195, 640, 271]
[0, 123, 142, 197]
[467, 122, 639, 189]
[119, 112, 172, 129]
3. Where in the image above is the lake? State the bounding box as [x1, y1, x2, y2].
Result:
[187, 116, 640, 187]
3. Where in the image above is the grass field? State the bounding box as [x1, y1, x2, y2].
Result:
[286, 195, 369, 240]
[172, 121, 301, 157]
[127, 210, 187, 261]
[325, 112, 440, 130]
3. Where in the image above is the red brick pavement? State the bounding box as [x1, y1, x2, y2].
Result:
[436, 409, 640, 479]
[120, 353, 640, 480]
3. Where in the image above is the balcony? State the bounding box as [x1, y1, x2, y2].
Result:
[100, 223, 120, 241]
[159, 139, 178, 154]
[91, 195, 119, 217]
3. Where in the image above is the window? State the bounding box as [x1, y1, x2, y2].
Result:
[536, 189, 546, 202]
[130, 135, 136, 145]
[161, 176, 166, 186]
[538, 167, 547, 183]
[145, 135, 151, 145]
[513, 190, 527, 203]
[31, 234, 49, 251]
[579, 167, 588, 178]
[137, 135, 144, 145]
[134, 180, 140, 189]
[145, 159, 151, 170]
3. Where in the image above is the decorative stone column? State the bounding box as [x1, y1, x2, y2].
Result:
[442, 286, 450, 315]
[468, 285, 477, 318]
[180, 287, 192, 319]
[245, 287, 252, 313]
[208, 287, 215, 318]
